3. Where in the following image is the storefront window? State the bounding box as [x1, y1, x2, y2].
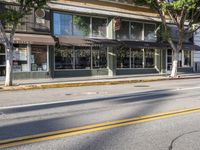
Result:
[0, 45, 5, 66]
[0, 45, 6, 76]
[184, 50, 191, 67]
[13, 45, 29, 72]
[178, 51, 182, 67]
[92, 47, 107, 69]
[144, 24, 156, 42]
[0, 55, 6, 66]
[117, 48, 130, 68]
[131, 49, 143, 68]
[116, 21, 130, 40]
[31, 46, 48, 71]
[53, 12, 72, 36]
[145, 49, 155, 68]
[75, 47, 91, 69]
[73, 15, 90, 37]
[55, 47, 74, 70]
[0, 45, 5, 53]
[130, 22, 143, 41]
[92, 17, 107, 38]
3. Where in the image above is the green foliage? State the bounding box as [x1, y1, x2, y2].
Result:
[0, 0, 50, 26]
[73, 15, 90, 36]
[135, 0, 200, 42]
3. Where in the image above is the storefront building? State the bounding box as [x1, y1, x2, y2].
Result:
[0, 0, 198, 79]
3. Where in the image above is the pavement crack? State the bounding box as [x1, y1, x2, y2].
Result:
[168, 130, 200, 150]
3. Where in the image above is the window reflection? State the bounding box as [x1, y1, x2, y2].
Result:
[13, 45, 29, 72]
[116, 21, 129, 40]
[92, 18, 107, 38]
[131, 49, 143, 68]
[117, 48, 155, 69]
[144, 24, 156, 42]
[31, 46, 48, 71]
[117, 48, 130, 68]
[145, 49, 155, 68]
[53, 12, 72, 36]
[92, 47, 107, 69]
[130, 22, 143, 41]
[73, 15, 90, 37]
[75, 47, 91, 69]
[184, 50, 191, 67]
[55, 47, 74, 69]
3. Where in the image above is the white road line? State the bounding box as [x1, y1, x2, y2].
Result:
[1, 86, 200, 110]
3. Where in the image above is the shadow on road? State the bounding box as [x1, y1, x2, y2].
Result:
[0, 89, 175, 114]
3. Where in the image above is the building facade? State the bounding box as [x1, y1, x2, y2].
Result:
[0, 0, 197, 79]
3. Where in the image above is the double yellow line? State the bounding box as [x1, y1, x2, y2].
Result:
[1, 106, 200, 148]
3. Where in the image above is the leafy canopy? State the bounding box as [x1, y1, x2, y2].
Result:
[0, 0, 49, 24]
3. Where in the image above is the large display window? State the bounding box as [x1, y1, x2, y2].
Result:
[13, 45, 29, 72]
[92, 47, 107, 69]
[75, 47, 91, 69]
[117, 48, 155, 69]
[55, 46, 108, 70]
[31, 46, 48, 71]
[0, 45, 6, 76]
[55, 47, 74, 69]
[117, 48, 130, 68]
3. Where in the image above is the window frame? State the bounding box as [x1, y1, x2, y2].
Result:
[54, 46, 108, 71]
[116, 19, 157, 42]
[52, 11, 108, 38]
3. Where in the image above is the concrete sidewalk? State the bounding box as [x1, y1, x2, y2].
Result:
[0, 73, 200, 91]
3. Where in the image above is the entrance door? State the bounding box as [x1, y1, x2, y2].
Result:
[166, 49, 173, 73]
[0, 45, 6, 79]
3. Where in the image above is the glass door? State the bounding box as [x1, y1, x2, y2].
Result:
[166, 49, 173, 73]
[0, 45, 6, 77]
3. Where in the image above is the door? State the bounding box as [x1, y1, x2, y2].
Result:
[166, 49, 173, 73]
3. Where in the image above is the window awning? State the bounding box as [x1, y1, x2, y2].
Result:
[121, 40, 200, 51]
[120, 40, 169, 49]
[13, 34, 55, 45]
[58, 36, 119, 47]
[182, 43, 200, 51]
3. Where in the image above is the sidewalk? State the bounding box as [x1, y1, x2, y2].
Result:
[0, 73, 200, 91]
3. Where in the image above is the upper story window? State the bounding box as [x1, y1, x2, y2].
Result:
[92, 18, 107, 38]
[116, 20, 157, 42]
[130, 22, 143, 41]
[53, 12, 108, 38]
[73, 15, 90, 37]
[101, 0, 147, 6]
[53, 12, 73, 36]
[116, 21, 130, 40]
[167, 25, 191, 43]
[144, 24, 156, 42]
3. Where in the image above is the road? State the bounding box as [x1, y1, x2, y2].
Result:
[1, 79, 200, 150]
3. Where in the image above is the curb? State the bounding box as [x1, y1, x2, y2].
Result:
[0, 76, 200, 92]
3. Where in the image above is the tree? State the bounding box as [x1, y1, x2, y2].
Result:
[136, 0, 200, 77]
[0, 0, 49, 86]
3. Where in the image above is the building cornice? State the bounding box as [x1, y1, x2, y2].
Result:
[49, 1, 161, 22]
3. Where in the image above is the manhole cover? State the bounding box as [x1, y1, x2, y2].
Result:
[134, 85, 150, 87]
[65, 93, 72, 96]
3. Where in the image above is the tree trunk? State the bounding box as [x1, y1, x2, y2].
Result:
[170, 49, 178, 78]
[4, 21, 17, 86]
[5, 46, 13, 86]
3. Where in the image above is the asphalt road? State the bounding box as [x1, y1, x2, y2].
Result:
[1, 79, 200, 150]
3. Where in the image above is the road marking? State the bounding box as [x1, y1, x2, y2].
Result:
[1, 86, 200, 110]
[1, 106, 200, 148]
